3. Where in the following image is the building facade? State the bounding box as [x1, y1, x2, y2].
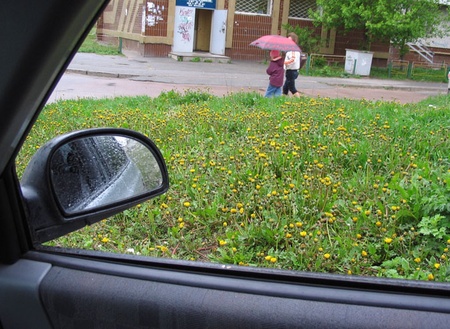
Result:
[97, 0, 402, 66]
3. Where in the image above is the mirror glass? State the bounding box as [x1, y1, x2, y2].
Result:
[50, 135, 163, 214]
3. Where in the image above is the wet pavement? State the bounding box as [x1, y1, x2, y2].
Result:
[48, 51, 448, 104]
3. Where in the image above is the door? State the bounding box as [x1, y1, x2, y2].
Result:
[195, 9, 212, 52]
[210, 9, 227, 55]
[172, 6, 196, 52]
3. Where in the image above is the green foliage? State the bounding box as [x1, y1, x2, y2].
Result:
[419, 215, 450, 240]
[282, 24, 321, 54]
[18, 91, 450, 281]
[310, 0, 449, 51]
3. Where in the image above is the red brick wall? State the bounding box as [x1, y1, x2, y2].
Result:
[230, 14, 273, 61]
[391, 46, 450, 65]
[143, 43, 172, 57]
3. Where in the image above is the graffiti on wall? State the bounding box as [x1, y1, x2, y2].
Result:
[177, 8, 194, 42]
[219, 21, 226, 34]
[142, 1, 165, 31]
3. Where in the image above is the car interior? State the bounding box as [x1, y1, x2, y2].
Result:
[1, 1, 450, 328]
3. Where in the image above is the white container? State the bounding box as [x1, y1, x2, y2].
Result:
[345, 49, 374, 76]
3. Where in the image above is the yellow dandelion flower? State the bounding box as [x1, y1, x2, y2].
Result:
[384, 238, 393, 244]
[361, 250, 368, 257]
[434, 263, 440, 269]
[219, 240, 227, 246]
[183, 201, 191, 207]
[324, 253, 331, 259]
[300, 231, 307, 237]
[101, 237, 109, 243]
[428, 273, 435, 281]
[270, 257, 277, 263]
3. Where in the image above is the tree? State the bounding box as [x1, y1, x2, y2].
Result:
[282, 24, 322, 54]
[310, 0, 449, 58]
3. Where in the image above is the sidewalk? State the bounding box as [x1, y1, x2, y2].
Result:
[57, 52, 448, 103]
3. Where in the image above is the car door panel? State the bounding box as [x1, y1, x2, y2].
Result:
[0, 259, 53, 329]
[24, 251, 450, 329]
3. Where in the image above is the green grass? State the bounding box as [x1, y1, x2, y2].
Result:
[17, 92, 450, 281]
[303, 62, 449, 83]
[78, 28, 122, 55]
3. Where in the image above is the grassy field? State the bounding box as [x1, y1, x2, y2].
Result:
[17, 92, 450, 281]
[303, 61, 449, 83]
[78, 28, 122, 55]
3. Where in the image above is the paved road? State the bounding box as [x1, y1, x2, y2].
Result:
[48, 52, 448, 104]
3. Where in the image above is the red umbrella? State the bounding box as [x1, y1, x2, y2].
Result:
[250, 35, 301, 52]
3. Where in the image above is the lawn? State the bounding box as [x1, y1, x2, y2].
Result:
[17, 91, 450, 281]
[78, 27, 122, 55]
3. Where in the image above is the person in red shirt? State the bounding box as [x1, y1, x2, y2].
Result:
[265, 50, 285, 98]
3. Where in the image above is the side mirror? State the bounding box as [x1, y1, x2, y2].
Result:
[21, 128, 169, 243]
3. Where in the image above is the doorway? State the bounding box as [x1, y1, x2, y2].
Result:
[194, 9, 212, 52]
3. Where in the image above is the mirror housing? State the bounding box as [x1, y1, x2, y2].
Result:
[20, 128, 169, 243]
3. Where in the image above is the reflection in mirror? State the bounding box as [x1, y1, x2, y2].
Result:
[50, 135, 163, 214]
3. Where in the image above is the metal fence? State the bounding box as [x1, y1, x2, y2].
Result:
[302, 54, 449, 82]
